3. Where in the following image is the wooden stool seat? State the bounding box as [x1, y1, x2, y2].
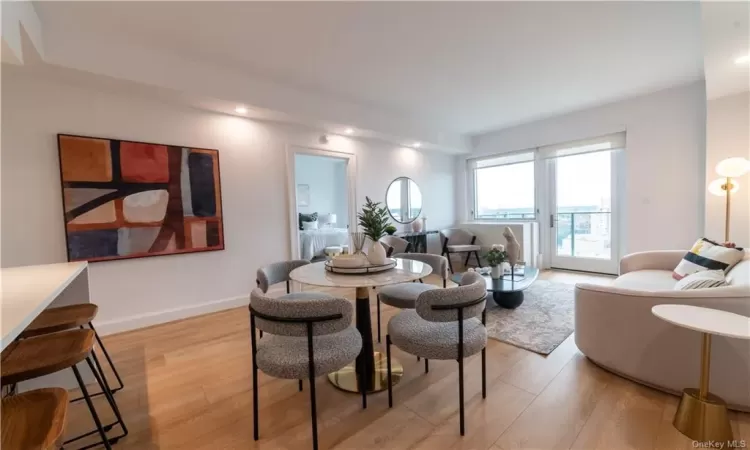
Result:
[1, 388, 69, 450]
[20, 304, 98, 338]
[1, 329, 94, 386]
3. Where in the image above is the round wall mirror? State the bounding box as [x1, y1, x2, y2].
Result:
[385, 177, 422, 223]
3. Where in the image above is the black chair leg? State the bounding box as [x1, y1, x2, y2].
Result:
[464, 252, 471, 267]
[376, 296, 381, 344]
[417, 356, 420, 362]
[69, 365, 113, 450]
[308, 374, 318, 450]
[458, 357, 465, 436]
[360, 367, 367, 410]
[425, 358, 429, 374]
[386, 335, 393, 408]
[299, 380, 303, 391]
[446, 252, 455, 273]
[259, 330, 263, 339]
[474, 251, 482, 268]
[481, 348, 487, 399]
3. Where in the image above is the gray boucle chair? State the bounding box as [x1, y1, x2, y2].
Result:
[386, 272, 488, 436]
[375, 253, 450, 343]
[250, 288, 364, 450]
[256, 259, 333, 338]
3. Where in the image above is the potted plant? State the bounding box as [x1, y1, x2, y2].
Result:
[358, 197, 390, 264]
[485, 244, 508, 279]
[385, 225, 397, 235]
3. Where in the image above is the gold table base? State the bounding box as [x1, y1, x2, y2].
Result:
[672, 333, 733, 442]
[674, 388, 733, 442]
[328, 352, 403, 393]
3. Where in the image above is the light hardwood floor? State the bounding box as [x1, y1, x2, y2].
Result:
[64, 270, 750, 449]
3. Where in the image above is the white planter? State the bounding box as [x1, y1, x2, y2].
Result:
[367, 240, 388, 265]
[491, 265, 502, 279]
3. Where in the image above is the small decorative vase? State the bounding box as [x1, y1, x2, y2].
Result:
[367, 240, 387, 265]
[491, 265, 502, 279]
[411, 218, 423, 232]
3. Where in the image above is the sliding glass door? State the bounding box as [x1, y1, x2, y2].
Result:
[548, 151, 619, 274]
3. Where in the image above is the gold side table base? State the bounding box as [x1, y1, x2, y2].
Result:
[328, 352, 403, 393]
[673, 388, 733, 442]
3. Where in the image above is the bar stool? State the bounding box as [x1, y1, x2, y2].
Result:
[1, 329, 128, 450]
[19, 304, 124, 398]
[2, 388, 69, 450]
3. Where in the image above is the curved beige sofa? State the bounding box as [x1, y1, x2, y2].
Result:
[575, 250, 750, 411]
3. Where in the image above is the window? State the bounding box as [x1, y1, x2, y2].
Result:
[470, 151, 535, 220]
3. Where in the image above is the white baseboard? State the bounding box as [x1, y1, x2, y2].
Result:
[93, 295, 248, 336]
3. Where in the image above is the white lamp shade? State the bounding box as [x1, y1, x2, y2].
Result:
[715, 157, 750, 178]
[708, 178, 740, 197]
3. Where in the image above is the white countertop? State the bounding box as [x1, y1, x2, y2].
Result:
[652, 304, 750, 340]
[1, 262, 88, 350]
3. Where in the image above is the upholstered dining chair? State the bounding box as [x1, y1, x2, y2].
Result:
[249, 288, 364, 450]
[385, 272, 487, 436]
[256, 260, 332, 337]
[375, 253, 449, 343]
[379, 235, 411, 257]
[440, 228, 481, 273]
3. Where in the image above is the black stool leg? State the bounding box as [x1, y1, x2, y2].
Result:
[69, 365, 113, 450]
[386, 335, 393, 408]
[425, 358, 429, 374]
[89, 322, 124, 393]
[299, 380, 303, 391]
[87, 355, 128, 441]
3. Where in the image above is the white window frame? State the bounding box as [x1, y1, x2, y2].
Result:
[467, 150, 538, 222]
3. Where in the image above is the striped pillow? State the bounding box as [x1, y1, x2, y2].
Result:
[674, 270, 729, 290]
[672, 238, 745, 280]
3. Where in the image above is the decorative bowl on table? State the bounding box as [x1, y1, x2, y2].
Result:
[325, 257, 397, 274]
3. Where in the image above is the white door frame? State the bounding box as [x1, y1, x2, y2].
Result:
[546, 150, 621, 274]
[286, 145, 357, 260]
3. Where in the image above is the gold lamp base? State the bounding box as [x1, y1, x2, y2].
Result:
[328, 352, 403, 393]
[673, 388, 733, 442]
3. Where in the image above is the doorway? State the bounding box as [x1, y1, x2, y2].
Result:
[548, 150, 619, 274]
[287, 146, 356, 261]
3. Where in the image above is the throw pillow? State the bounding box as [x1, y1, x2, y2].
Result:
[298, 212, 318, 230]
[674, 270, 729, 290]
[673, 238, 745, 280]
[302, 220, 319, 231]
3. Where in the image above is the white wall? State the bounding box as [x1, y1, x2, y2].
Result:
[704, 91, 750, 246]
[0, 69, 456, 333]
[294, 154, 349, 228]
[466, 81, 707, 255]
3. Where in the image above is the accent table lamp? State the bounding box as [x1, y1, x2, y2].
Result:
[709, 157, 750, 242]
[320, 213, 337, 228]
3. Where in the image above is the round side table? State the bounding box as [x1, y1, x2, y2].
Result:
[652, 304, 750, 443]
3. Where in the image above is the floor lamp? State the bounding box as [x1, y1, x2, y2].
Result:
[709, 157, 749, 242]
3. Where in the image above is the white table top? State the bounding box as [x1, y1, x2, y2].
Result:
[1, 262, 88, 350]
[290, 258, 432, 288]
[651, 304, 750, 340]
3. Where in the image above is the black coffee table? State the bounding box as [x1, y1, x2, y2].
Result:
[451, 267, 539, 309]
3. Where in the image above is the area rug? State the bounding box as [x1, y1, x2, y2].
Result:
[484, 280, 574, 355]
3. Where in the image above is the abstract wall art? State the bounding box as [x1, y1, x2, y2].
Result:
[57, 134, 225, 262]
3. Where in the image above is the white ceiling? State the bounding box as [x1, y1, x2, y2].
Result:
[35, 1, 704, 136]
[701, 1, 750, 100]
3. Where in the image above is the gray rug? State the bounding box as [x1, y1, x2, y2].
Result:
[484, 280, 574, 355]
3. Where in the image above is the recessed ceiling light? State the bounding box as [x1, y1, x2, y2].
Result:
[344, 128, 354, 134]
[413, 142, 422, 148]
[235, 106, 248, 114]
[735, 54, 750, 65]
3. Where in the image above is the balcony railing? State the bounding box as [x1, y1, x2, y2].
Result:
[555, 211, 612, 259]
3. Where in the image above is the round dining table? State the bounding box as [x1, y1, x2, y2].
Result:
[289, 258, 432, 393]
